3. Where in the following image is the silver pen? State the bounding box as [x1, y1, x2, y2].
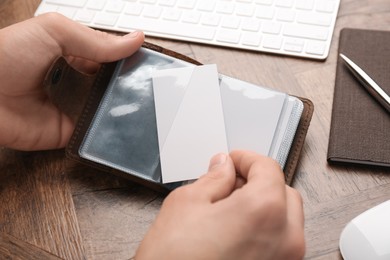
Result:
[339, 53, 390, 113]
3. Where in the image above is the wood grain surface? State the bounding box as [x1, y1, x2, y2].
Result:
[0, 1, 389, 259]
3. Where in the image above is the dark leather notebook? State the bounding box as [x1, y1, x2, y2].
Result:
[45, 42, 313, 191]
[327, 28, 390, 167]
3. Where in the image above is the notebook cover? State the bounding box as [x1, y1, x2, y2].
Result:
[44, 42, 313, 189]
[327, 28, 390, 167]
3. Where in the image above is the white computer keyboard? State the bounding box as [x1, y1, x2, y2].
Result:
[35, 0, 340, 60]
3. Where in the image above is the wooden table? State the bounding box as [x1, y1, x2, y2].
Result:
[1, 1, 389, 259]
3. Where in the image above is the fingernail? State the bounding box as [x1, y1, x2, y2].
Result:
[125, 31, 141, 38]
[209, 153, 227, 169]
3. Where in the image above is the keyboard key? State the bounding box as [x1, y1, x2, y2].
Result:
[256, 7, 275, 19]
[283, 38, 304, 53]
[197, 0, 216, 12]
[124, 4, 143, 15]
[276, 0, 294, 8]
[316, 1, 337, 13]
[75, 9, 96, 23]
[162, 9, 182, 21]
[305, 40, 326, 55]
[57, 6, 77, 18]
[221, 16, 241, 29]
[143, 6, 163, 18]
[216, 29, 241, 44]
[201, 14, 221, 26]
[141, 0, 157, 4]
[46, 0, 87, 7]
[86, 0, 106, 10]
[283, 24, 329, 41]
[262, 35, 283, 50]
[296, 11, 332, 26]
[236, 3, 255, 17]
[35, 3, 58, 15]
[241, 18, 261, 32]
[216, 2, 235, 14]
[94, 12, 119, 26]
[106, 0, 125, 13]
[182, 10, 201, 24]
[241, 32, 262, 46]
[255, 0, 273, 5]
[178, 0, 196, 9]
[159, 0, 176, 7]
[118, 15, 216, 40]
[262, 22, 281, 34]
[295, 0, 314, 10]
[276, 9, 295, 22]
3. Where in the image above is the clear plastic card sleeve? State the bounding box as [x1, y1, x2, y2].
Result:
[76, 47, 306, 188]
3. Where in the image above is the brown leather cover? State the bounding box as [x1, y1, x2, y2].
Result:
[44, 42, 313, 189]
[328, 28, 390, 167]
[284, 97, 313, 184]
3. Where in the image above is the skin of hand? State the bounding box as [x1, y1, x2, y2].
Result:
[135, 150, 305, 260]
[0, 13, 144, 151]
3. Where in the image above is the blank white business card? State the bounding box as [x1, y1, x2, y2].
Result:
[152, 64, 228, 183]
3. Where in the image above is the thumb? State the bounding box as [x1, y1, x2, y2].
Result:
[36, 13, 144, 62]
[192, 153, 236, 203]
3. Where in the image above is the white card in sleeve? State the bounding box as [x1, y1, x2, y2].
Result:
[152, 64, 228, 183]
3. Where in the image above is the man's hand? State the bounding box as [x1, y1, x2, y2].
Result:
[135, 150, 305, 260]
[0, 13, 144, 150]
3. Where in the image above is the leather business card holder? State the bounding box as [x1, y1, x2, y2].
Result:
[44, 42, 314, 191]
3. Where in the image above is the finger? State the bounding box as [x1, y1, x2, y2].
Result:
[191, 153, 236, 203]
[286, 186, 304, 229]
[234, 175, 246, 190]
[7, 103, 74, 151]
[283, 185, 306, 258]
[45, 111, 74, 149]
[36, 13, 144, 62]
[230, 150, 284, 181]
[230, 150, 285, 195]
[65, 56, 101, 74]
